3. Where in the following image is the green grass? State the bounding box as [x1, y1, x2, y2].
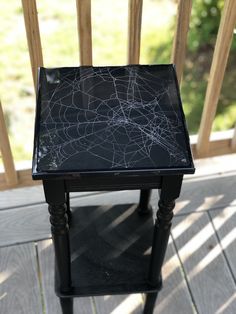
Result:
[0, 0, 235, 162]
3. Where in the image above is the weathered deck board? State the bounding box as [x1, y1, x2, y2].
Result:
[172, 212, 236, 314]
[0, 243, 42, 314]
[0, 204, 49, 247]
[0, 185, 45, 209]
[1, 153, 235, 209]
[153, 239, 194, 313]
[37, 238, 194, 314]
[37, 240, 94, 314]
[1, 172, 236, 247]
[0, 155, 235, 314]
[209, 206, 236, 280]
[176, 173, 236, 215]
[0, 184, 98, 210]
[94, 294, 143, 314]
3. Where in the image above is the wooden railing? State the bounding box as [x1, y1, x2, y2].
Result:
[0, 0, 236, 190]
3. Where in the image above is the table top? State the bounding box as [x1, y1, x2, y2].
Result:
[32, 65, 194, 179]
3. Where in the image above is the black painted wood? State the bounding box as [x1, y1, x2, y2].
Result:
[35, 65, 194, 314]
[65, 174, 162, 192]
[43, 180, 73, 310]
[148, 176, 182, 286]
[137, 189, 152, 214]
[55, 204, 162, 298]
[33, 65, 194, 179]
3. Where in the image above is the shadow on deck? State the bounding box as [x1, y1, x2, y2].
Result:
[0, 155, 236, 314]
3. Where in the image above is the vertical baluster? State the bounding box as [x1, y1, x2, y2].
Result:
[22, 0, 43, 90]
[197, 0, 236, 157]
[0, 101, 18, 186]
[128, 0, 143, 64]
[76, 0, 93, 65]
[171, 0, 192, 84]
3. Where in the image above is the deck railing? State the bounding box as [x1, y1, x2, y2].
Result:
[0, 0, 236, 190]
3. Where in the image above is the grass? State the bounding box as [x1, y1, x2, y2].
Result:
[0, 0, 235, 162]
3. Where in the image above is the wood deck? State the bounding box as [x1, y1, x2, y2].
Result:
[0, 155, 236, 314]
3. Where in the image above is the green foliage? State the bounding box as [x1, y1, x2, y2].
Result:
[189, 0, 224, 51]
[148, 0, 236, 134]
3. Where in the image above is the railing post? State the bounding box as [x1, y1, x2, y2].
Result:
[0, 101, 18, 186]
[232, 126, 236, 150]
[22, 0, 44, 90]
[197, 0, 236, 157]
[171, 0, 192, 84]
[128, 0, 143, 64]
[76, 0, 93, 66]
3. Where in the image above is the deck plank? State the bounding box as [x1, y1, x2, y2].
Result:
[209, 206, 236, 280]
[0, 243, 42, 314]
[153, 239, 194, 313]
[94, 294, 143, 314]
[172, 212, 236, 314]
[0, 185, 45, 209]
[94, 240, 194, 314]
[176, 173, 236, 215]
[0, 184, 99, 210]
[1, 174, 235, 247]
[0, 204, 50, 247]
[37, 240, 94, 314]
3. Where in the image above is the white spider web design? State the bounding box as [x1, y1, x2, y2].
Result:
[37, 65, 190, 172]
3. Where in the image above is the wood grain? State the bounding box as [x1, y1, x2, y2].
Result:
[0, 185, 45, 209]
[192, 137, 236, 159]
[38, 240, 94, 314]
[94, 294, 143, 314]
[197, 0, 236, 157]
[76, 0, 93, 65]
[176, 173, 236, 215]
[22, 0, 43, 89]
[0, 204, 50, 247]
[0, 191, 140, 246]
[128, 0, 143, 64]
[209, 207, 236, 280]
[171, 0, 192, 83]
[0, 243, 42, 314]
[153, 240, 194, 313]
[173, 212, 236, 314]
[0, 168, 40, 191]
[0, 101, 17, 186]
[1, 172, 235, 246]
[0, 184, 97, 209]
[232, 126, 236, 150]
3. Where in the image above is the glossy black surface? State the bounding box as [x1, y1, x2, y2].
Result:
[33, 65, 194, 178]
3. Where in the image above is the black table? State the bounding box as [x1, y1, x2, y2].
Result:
[32, 64, 194, 314]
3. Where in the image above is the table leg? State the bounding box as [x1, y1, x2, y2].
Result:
[144, 292, 159, 314]
[66, 192, 72, 225]
[137, 189, 152, 215]
[43, 180, 73, 314]
[145, 175, 183, 312]
[60, 298, 73, 314]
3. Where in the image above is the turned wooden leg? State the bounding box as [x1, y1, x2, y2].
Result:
[43, 180, 73, 314]
[137, 189, 152, 215]
[144, 175, 183, 313]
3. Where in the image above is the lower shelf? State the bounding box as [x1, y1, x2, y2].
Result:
[55, 203, 162, 297]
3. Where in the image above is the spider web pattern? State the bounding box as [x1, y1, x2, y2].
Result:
[37, 65, 190, 172]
